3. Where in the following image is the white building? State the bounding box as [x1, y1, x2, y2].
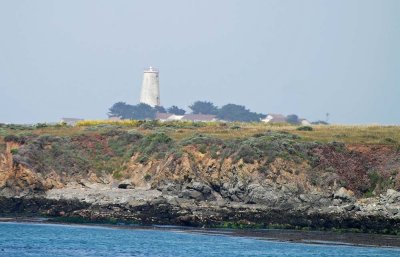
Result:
[139, 67, 160, 107]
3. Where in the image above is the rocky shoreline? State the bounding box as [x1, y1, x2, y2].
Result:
[1, 182, 400, 235]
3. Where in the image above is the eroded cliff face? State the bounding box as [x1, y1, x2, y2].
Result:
[0, 141, 107, 197]
[0, 131, 399, 233]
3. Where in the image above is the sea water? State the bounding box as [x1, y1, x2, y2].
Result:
[0, 222, 399, 257]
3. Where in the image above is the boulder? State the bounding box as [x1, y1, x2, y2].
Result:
[245, 184, 282, 206]
[334, 187, 355, 202]
[187, 182, 212, 194]
[383, 189, 400, 204]
[180, 189, 204, 201]
[177, 182, 217, 201]
[185, 182, 215, 200]
[117, 180, 135, 189]
[157, 182, 182, 194]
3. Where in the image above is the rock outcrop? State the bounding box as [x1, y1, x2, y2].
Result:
[0, 130, 399, 233]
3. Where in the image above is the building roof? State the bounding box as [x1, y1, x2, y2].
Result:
[155, 112, 172, 120]
[166, 115, 184, 121]
[262, 114, 287, 123]
[156, 113, 217, 122]
[181, 114, 216, 122]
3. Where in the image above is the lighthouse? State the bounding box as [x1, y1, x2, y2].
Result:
[139, 67, 160, 107]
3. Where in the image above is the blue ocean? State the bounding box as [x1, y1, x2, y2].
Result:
[0, 222, 399, 257]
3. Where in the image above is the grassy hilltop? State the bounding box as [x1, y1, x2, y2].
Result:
[2, 120, 400, 144]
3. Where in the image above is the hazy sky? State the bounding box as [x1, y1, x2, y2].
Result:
[0, 0, 399, 124]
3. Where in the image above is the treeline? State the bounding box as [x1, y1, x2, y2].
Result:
[108, 101, 266, 122]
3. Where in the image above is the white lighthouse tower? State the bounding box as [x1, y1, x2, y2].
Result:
[139, 67, 160, 107]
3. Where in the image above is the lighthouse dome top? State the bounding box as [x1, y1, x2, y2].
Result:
[144, 66, 159, 73]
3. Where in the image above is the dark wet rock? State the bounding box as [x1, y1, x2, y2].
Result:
[117, 180, 135, 189]
[180, 182, 216, 201]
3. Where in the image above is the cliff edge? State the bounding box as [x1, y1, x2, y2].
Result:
[0, 124, 399, 233]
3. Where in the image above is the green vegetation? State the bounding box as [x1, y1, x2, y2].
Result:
[297, 126, 313, 131]
[10, 148, 19, 155]
[108, 100, 267, 122]
[0, 143, 5, 154]
[108, 102, 157, 120]
[0, 128, 8, 136]
[217, 103, 265, 122]
[189, 101, 219, 115]
[144, 173, 152, 181]
[286, 114, 299, 124]
[112, 171, 123, 180]
[168, 105, 186, 115]
[222, 132, 311, 164]
[133, 132, 173, 159]
[3, 122, 400, 146]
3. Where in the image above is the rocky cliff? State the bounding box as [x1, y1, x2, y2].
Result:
[0, 127, 399, 233]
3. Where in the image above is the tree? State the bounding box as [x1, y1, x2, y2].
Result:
[154, 105, 166, 113]
[132, 103, 156, 120]
[189, 101, 218, 115]
[286, 114, 299, 124]
[108, 102, 135, 119]
[168, 105, 186, 115]
[108, 102, 156, 120]
[217, 104, 265, 122]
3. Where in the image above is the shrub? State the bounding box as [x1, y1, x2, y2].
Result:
[172, 149, 184, 159]
[4, 135, 27, 144]
[222, 132, 311, 164]
[144, 174, 152, 181]
[0, 128, 8, 136]
[35, 123, 48, 129]
[210, 145, 219, 159]
[54, 122, 68, 128]
[133, 133, 174, 160]
[10, 148, 19, 155]
[137, 155, 149, 163]
[311, 120, 329, 125]
[181, 134, 223, 147]
[0, 143, 6, 153]
[297, 126, 313, 131]
[259, 166, 269, 174]
[382, 138, 397, 144]
[113, 171, 123, 180]
[198, 145, 207, 154]
[139, 120, 160, 130]
[4, 124, 34, 130]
